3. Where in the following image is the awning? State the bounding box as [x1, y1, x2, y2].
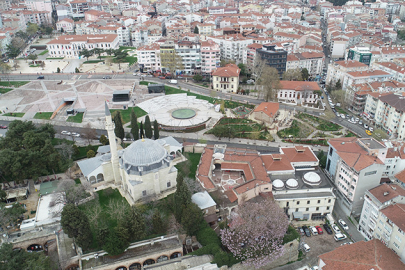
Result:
[293, 211, 304, 219]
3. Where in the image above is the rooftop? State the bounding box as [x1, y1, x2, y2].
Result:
[368, 183, 405, 204]
[380, 203, 405, 232]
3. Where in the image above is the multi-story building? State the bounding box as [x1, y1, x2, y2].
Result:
[342, 69, 392, 90]
[206, 35, 254, 63]
[256, 44, 288, 76]
[137, 43, 161, 72]
[372, 62, 405, 83]
[242, 43, 262, 72]
[277, 81, 320, 105]
[196, 23, 215, 36]
[365, 92, 405, 138]
[175, 40, 201, 75]
[325, 137, 387, 216]
[55, 4, 71, 21]
[347, 46, 373, 65]
[69, 0, 89, 19]
[56, 18, 75, 33]
[272, 32, 306, 52]
[212, 64, 240, 93]
[77, 24, 131, 46]
[267, 146, 336, 222]
[25, 0, 52, 13]
[326, 60, 368, 87]
[286, 52, 325, 76]
[47, 34, 119, 59]
[21, 10, 52, 26]
[358, 183, 405, 260]
[200, 40, 220, 75]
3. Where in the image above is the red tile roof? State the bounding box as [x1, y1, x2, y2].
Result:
[368, 183, 405, 204]
[279, 81, 320, 91]
[380, 203, 405, 232]
[319, 239, 405, 270]
[212, 63, 240, 77]
[395, 169, 405, 184]
[253, 102, 279, 118]
[281, 146, 318, 163]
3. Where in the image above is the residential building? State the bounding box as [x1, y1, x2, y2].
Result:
[69, 0, 89, 19]
[256, 44, 288, 76]
[175, 40, 201, 75]
[318, 239, 405, 269]
[197, 23, 215, 36]
[372, 62, 405, 83]
[272, 32, 306, 52]
[325, 137, 387, 216]
[137, 43, 161, 72]
[25, 0, 52, 13]
[77, 24, 131, 46]
[242, 43, 263, 73]
[21, 10, 52, 26]
[286, 52, 325, 76]
[276, 81, 321, 105]
[212, 64, 240, 93]
[347, 46, 373, 65]
[326, 60, 368, 87]
[56, 18, 75, 33]
[55, 4, 71, 21]
[342, 69, 392, 91]
[249, 102, 279, 125]
[200, 40, 220, 75]
[206, 35, 254, 63]
[47, 34, 119, 59]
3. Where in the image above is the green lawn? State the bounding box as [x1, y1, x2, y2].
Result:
[39, 50, 48, 55]
[29, 64, 41, 67]
[175, 153, 202, 179]
[0, 81, 29, 88]
[119, 46, 137, 51]
[51, 138, 74, 146]
[296, 113, 341, 131]
[73, 145, 98, 161]
[110, 106, 147, 124]
[139, 81, 157, 86]
[0, 88, 13, 94]
[34, 112, 53, 120]
[46, 57, 64, 60]
[164, 85, 255, 109]
[335, 107, 348, 115]
[277, 120, 313, 138]
[207, 117, 269, 140]
[67, 112, 84, 123]
[83, 60, 104, 64]
[3, 112, 24, 117]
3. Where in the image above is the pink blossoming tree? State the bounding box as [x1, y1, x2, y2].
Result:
[220, 199, 289, 268]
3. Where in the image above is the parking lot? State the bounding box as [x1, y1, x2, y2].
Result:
[300, 225, 352, 262]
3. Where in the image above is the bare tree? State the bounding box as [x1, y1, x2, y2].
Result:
[106, 199, 130, 220]
[160, 51, 184, 78]
[184, 176, 203, 193]
[83, 203, 102, 227]
[282, 68, 303, 81]
[260, 66, 281, 102]
[54, 179, 91, 208]
[40, 61, 45, 70]
[12, 61, 19, 71]
[82, 123, 97, 145]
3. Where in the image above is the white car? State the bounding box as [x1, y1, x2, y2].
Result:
[355, 117, 359, 122]
[339, 219, 349, 230]
[61, 131, 71, 135]
[340, 114, 346, 119]
[71, 132, 80, 137]
[369, 127, 374, 132]
[334, 233, 347, 241]
[332, 224, 341, 234]
[364, 124, 369, 129]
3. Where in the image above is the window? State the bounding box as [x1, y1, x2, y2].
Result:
[328, 199, 331, 203]
[365, 170, 377, 176]
[316, 207, 319, 211]
[306, 208, 309, 211]
[329, 148, 333, 156]
[327, 206, 330, 210]
[307, 201, 310, 204]
[142, 190, 146, 196]
[393, 242, 400, 249]
[286, 202, 289, 207]
[317, 200, 321, 204]
[167, 182, 171, 188]
[297, 201, 300, 205]
[296, 208, 299, 212]
[395, 235, 402, 243]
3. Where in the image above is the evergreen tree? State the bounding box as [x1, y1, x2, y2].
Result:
[153, 120, 159, 139]
[130, 109, 139, 140]
[152, 210, 167, 234]
[181, 203, 203, 236]
[113, 111, 125, 140]
[194, 26, 199, 34]
[174, 174, 191, 222]
[139, 121, 144, 139]
[61, 204, 93, 250]
[144, 115, 153, 139]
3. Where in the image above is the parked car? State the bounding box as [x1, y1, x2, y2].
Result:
[302, 226, 311, 237]
[0, 125, 7, 129]
[364, 124, 369, 129]
[103, 76, 111, 79]
[369, 127, 374, 132]
[71, 132, 80, 137]
[339, 219, 349, 230]
[335, 112, 340, 117]
[366, 130, 372, 136]
[310, 226, 318, 236]
[355, 117, 359, 122]
[37, 76, 44, 79]
[340, 114, 346, 119]
[323, 224, 333, 235]
[359, 120, 363, 125]
[61, 131, 71, 135]
[298, 227, 305, 236]
[303, 243, 311, 252]
[332, 224, 341, 234]
[336, 103, 341, 107]
[334, 233, 347, 241]
[247, 79, 255, 84]
[316, 226, 323, 235]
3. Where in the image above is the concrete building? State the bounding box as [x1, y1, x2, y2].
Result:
[201, 40, 220, 75]
[69, 0, 89, 19]
[47, 34, 119, 59]
[191, 191, 217, 226]
[372, 62, 405, 83]
[325, 137, 387, 216]
[56, 18, 75, 33]
[286, 52, 325, 76]
[347, 46, 373, 65]
[242, 43, 263, 73]
[212, 63, 240, 93]
[206, 35, 254, 63]
[175, 40, 201, 75]
[137, 43, 161, 72]
[342, 69, 392, 91]
[256, 44, 288, 76]
[326, 60, 368, 87]
[277, 81, 321, 105]
[25, 0, 52, 13]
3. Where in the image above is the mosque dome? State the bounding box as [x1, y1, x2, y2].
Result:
[122, 138, 167, 167]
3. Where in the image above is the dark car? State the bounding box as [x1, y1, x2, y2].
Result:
[323, 223, 333, 235]
[103, 76, 111, 79]
[302, 226, 311, 237]
[298, 227, 305, 236]
[37, 75, 44, 79]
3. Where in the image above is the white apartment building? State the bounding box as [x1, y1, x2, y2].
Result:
[137, 43, 160, 72]
[206, 35, 254, 63]
[266, 146, 336, 222]
[69, 0, 89, 19]
[197, 23, 215, 36]
[56, 18, 75, 33]
[21, 10, 52, 26]
[342, 70, 392, 91]
[365, 92, 405, 139]
[201, 40, 220, 75]
[286, 52, 325, 76]
[272, 32, 306, 52]
[325, 137, 388, 216]
[131, 27, 162, 48]
[25, 0, 52, 13]
[326, 60, 368, 87]
[175, 40, 201, 75]
[47, 34, 119, 59]
[78, 24, 131, 46]
[277, 81, 321, 105]
[359, 183, 405, 260]
[372, 62, 405, 83]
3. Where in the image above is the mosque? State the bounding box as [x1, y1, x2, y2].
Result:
[77, 103, 184, 204]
